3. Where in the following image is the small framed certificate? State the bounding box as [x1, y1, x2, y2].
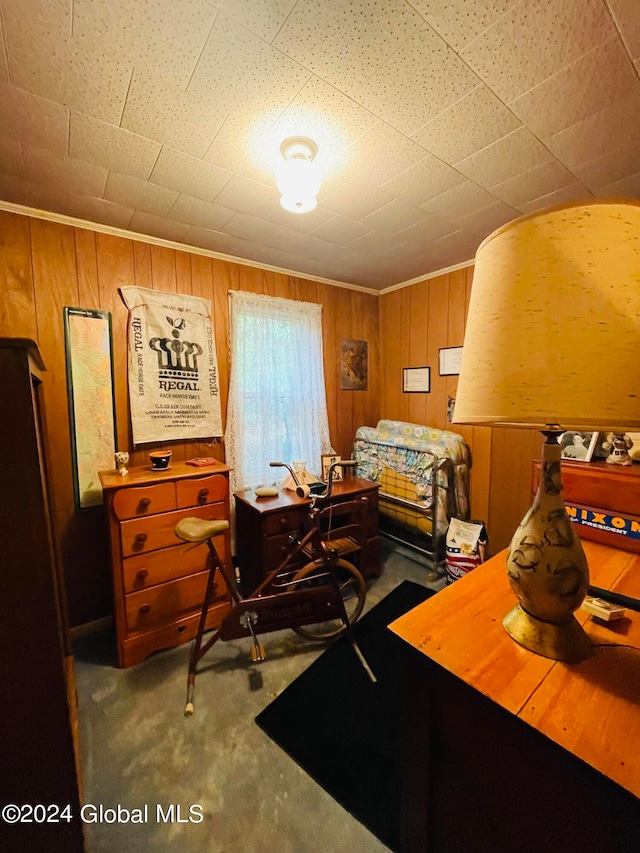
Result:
[439, 346, 463, 376]
[403, 366, 430, 393]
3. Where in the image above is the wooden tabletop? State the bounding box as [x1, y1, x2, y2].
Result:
[390, 540, 640, 799]
[234, 476, 379, 514]
[98, 460, 230, 490]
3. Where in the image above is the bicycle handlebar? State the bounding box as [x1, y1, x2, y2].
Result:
[268, 459, 356, 502]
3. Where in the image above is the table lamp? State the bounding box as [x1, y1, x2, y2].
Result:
[453, 199, 640, 662]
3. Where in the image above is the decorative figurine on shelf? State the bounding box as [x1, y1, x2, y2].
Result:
[602, 432, 633, 466]
[114, 451, 130, 476]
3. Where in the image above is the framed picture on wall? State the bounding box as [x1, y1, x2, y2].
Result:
[340, 339, 368, 390]
[439, 346, 463, 376]
[403, 366, 430, 393]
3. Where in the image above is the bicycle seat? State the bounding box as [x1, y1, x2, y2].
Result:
[175, 517, 229, 543]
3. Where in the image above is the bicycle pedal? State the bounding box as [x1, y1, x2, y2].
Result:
[251, 644, 266, 662]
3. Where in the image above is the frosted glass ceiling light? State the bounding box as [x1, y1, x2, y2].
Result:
[276, 137, 322, 214]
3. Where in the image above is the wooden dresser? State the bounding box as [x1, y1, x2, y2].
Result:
[99, 461, 232, 667]
[234, 477, 380, 593]
[532, 459, 640, 553]
[390, 541, 640, 852]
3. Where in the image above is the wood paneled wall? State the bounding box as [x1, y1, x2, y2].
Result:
[379, 267, 543, 557]
[0, 210, 380, 625]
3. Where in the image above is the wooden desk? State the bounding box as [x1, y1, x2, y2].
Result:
[390, 541, 640, 852]
[234, 477, 380, 592]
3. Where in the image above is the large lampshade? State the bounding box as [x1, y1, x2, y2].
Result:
[455, 200, 640, 432]
[454, 199, 640, 662]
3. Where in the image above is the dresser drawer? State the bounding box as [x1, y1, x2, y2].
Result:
[264, 508, 306, 537]
[112, 482, 176, 520]
[176, 473, 227, 508]
[122, 538, 229, 593]
[125, 570, 224, 632]
[120, 503, 227, 556]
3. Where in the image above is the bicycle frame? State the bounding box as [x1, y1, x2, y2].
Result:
[182, 460, 376, 715]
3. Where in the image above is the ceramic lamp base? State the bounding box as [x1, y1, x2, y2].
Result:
[503, 604, 592, 662]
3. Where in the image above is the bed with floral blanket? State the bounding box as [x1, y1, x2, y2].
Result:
[353, 420, 470, 568]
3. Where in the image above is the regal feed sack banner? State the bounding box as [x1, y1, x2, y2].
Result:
[120, 286, 222, 445]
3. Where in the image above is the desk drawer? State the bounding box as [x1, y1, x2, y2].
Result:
[264, 508, 305, 537]
[122, 539, 228, 592]
[125, 570, 223, 632]
[120, 503, 227, 556]
[264, 532, 299, 571]
[112, 481, 176, 520]
[176, 473, 227, 508]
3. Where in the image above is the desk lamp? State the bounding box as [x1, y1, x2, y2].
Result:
[453, 199, 640, 662]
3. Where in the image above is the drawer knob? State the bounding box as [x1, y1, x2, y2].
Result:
[139, 604, 151, 614]
[135, 532, 148, 543]
[279, 517, 287, 527]
[198, 488, 209, 500]
[136, 569, 148, 580]
[280, 545, 288, 555]
[139, 498, 151, 509]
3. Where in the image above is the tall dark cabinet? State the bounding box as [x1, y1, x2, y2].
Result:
[0, 339, 84, 851]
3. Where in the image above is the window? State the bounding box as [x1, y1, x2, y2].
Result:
[226, 291, 333, 492]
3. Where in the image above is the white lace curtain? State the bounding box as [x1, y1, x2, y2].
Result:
[225, 291, 333, 493]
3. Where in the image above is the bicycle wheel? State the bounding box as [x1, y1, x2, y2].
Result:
[291, 557, 366, 641]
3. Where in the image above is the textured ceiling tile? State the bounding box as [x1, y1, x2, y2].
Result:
[2, 0, 72, 41]
[412, 85, 521, 164]
[258, 77, 378, 183]
[411, 0, 521, 52]
[545, 93, 640, 170]
[347, 229, 408, 256]
[460, 0, 616, 103]
[180, 225, 244, 255]
[121, 72, 226, 160]
[0, 83, 69, 153]
[515, 182, 593, 215]
[419, 180, 497, 219]
[69, 112, 160, 180]
[509, 38, 639, 139]
[105, 172, 179, 216]
[213, 175, 281, 217]
[455, 128, 553, 187]
[0, 137, 24, 177]
[348, 123, 427, 185]
[22, 146, 108, 197]
[310, 215, 371, 245]
[73, 0, 216, 89]
[320, 178, 395, 220]
[223, 212, 282, 243]
[0, 172, 67, 211]
[129, 210, 191, 242]
[573, 142, 640, 191]
[188, 14, 310, 113]
[167, 194, 235, 231]
[267, 204, 334, 233]
[361, 198, 430, 233]
[382, 154, 465, 205]
[272, 0, 424, 94]
[149, 148, 233, 203]
[607, 0, 640, 61]
[451, 200, 518, 238]
[203, 114, 274, 183]
[396, 214, 460, 244]
[208, 0, 297, 42]
[356, 25, 481, 135]
[7, 32, 131, 125]
[63, 193, 135, 229]
[595, 170, 640, 197]
[490, 160, 576, 207]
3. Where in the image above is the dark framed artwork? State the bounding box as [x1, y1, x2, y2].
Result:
[64, 307, 118, 509]
[403, 366, 430, 393]
[341, 339, 368, 390]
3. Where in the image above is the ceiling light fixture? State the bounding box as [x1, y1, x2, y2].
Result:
[276, 137, 322, 214]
